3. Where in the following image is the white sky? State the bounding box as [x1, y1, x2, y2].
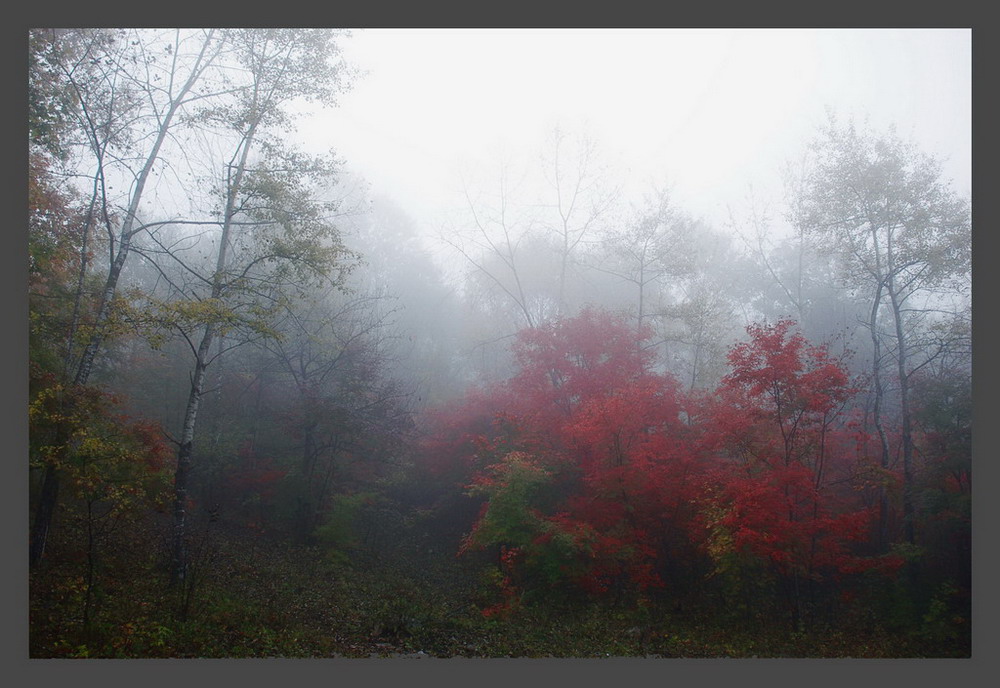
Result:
[295, 28, 971, 234]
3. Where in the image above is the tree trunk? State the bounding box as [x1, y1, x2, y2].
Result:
[888, 284, 916, 544]
[29, 461, 60, 568]
[169, 113, 257, 583]
[171, 336, 212, 584]
[867, 282, 892, 551]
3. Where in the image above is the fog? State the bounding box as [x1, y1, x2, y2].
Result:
[285, 28, 971, 401]
[296, 29, 970, 234]
[28, 27, 973, 659]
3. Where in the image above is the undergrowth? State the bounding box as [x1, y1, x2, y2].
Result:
[29, 522, 967, 658]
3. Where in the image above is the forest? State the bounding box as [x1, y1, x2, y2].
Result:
[27, 29, 971, 658]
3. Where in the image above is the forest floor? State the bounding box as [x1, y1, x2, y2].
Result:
[28, 521, 966, 659]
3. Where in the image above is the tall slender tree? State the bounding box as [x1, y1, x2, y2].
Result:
[159, 28, 354, 584]
[29, 29, 225, 567]
[591, 188, 695, 334]
[795, 118, 970, 546]
[539, 127, 619, 316]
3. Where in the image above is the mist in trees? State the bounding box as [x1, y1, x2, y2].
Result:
[28, 29, 971, 659]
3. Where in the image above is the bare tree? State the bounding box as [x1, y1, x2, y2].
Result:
[540, 127, 620, 315]
[591, 187, 695, 331]
[261, 283, 407, 540]
[445, 157, 541, 330]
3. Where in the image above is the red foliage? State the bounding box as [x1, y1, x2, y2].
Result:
[509, 307, 655, 420]
[694, 321, 879, 580]
[418, 387, 510, 481]
[423, 309, 701, 597]
[712, 320, 854, 470]
[419, 314, 893, 605]
[228, 441, 288, 501]
[122, 417, 172, 473]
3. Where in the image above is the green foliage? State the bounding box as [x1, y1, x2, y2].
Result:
[912, 582, 968, 655]
[314, 492, 379, 564]
[139, 294, 283, 349]
[524, 520, 598, 588]
[462, 452, 553, 553]
[29, 377, 172, 509]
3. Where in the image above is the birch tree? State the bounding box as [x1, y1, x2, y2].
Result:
[29, 28, 225, 568]
[152, 28, 354, 585]
[795, 118, 970, 546]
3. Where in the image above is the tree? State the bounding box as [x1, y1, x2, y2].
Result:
[590, 187, 694, 331]
[135, 28, 354, 585]
[61, 29, 225, 389]
[711, 321, 855, 475]
[508, 307, 654, 421]
[657, 226, 746, 391]
[729, 189, 861, 349]
[29, 28, 226, 568]
[427, 309, 701, 604]
[445, 128, 621, 361]
[259, 282, 409, 540]
[29, 375, 171, 632]
[795, 117, 971, 546]
[698, 320, 886, 627]
[539, 127, 620, 315]
[446, 155, 544, 330]
[343, 196, 468, 406]
[28, 152, 88, 377]
[28, 148, 95, 569]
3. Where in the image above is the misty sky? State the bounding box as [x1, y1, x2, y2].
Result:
[295, 28, 971, 234]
